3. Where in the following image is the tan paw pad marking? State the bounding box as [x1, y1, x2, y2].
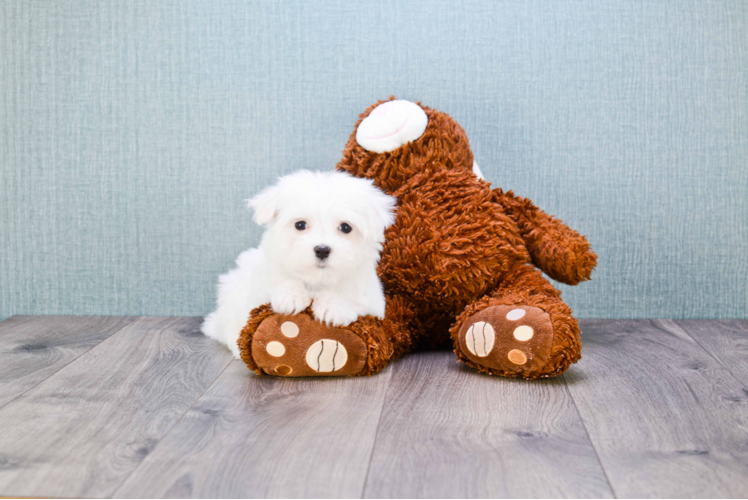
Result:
[507, 349, 527, 365]
[506, 308, 526, 321]
[280, 321, 299, 338]
[305, 339, 348, 373]
[275, 364, 292, 376]
[465, 321, 495, 357]
[266, 341, 285, 357]
[513, 325, 534, 342]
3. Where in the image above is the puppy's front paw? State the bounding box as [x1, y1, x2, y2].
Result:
[312, 301, 359, 327]
[271, 290, 311, 315]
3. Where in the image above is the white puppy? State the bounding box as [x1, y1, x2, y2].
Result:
[202, 170, 396, 358]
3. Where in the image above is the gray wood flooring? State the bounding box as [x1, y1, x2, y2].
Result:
[0, 316, 746, 498]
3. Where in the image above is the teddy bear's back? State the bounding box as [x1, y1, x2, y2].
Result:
[379, 168, 530, 318]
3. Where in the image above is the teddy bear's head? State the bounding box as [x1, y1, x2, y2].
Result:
[336, 98, 475, 193]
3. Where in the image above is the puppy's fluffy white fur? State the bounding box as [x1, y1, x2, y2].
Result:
[202, 170, 396, 358]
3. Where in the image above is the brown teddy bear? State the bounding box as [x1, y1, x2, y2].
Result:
[239, 98, 596, 380]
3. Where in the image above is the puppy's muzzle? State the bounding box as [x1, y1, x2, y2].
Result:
[314, 245, 331, 260]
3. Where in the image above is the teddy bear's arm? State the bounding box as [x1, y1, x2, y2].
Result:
[492, 188, 597, 286]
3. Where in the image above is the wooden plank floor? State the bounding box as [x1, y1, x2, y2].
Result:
[0, 316, 746, 498]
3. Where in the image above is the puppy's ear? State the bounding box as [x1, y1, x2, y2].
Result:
[363, 185, 397, 243]
[246, 183, 282, 226]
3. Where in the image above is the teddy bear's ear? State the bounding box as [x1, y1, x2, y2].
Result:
[356, 100, 428, 153]
[246, 183, 282, 226]
[472, 161, 485, 180]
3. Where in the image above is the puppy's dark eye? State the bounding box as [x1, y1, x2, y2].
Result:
[295, 221, 307, 231]
[339, 222, 352, 234]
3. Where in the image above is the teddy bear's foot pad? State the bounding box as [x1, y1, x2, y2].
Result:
[251, 313, 367, 377]
[458, 305, 554, 374]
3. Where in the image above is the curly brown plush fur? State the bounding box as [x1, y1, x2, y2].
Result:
[239, 97, 596, 379]
[492, 189, 596, 286]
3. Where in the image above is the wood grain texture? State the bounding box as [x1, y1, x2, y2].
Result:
[0, 316, 232, 498]
[114, 361, 393, 498]
[675, 320, 748, 387]
[566, 320, 748, 498]
[3, 317, 748, 498]
[0, 315, 135, 408]
[363, 351, 613, 498]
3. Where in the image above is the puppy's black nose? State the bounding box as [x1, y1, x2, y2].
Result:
[314, 245, 331, 260]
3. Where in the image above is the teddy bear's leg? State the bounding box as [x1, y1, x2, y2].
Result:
[237, 296, 418, 377]
[451, 264, 582, 379]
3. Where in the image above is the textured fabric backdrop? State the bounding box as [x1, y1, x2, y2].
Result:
[1, 0, 746, 320]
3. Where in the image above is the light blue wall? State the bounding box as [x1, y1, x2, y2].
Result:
[1, 0, 746, 320]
